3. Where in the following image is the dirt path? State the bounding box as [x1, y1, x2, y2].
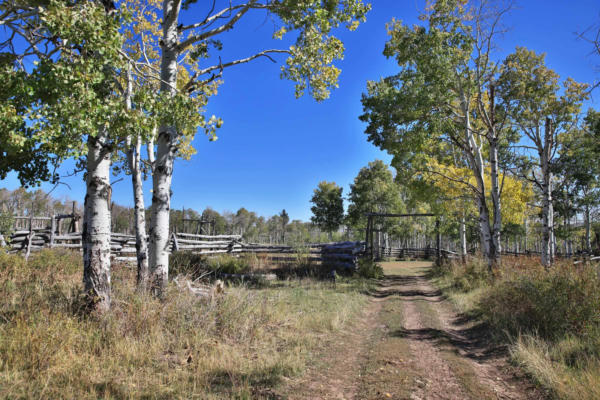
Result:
[278, 261, 545, 400]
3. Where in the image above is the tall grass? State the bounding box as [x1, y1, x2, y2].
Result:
[0, 249, 368, 398]
[433, 256, 600, 399]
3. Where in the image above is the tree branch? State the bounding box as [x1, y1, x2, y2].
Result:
[176, 0, 257, 53]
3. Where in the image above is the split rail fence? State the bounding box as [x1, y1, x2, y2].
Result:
[380, 247, 459, 260]
[5, 229, 365, 270]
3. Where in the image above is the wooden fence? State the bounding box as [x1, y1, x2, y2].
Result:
[381, 247, 459, 260]
[5, 230, 365, 270]
[240, 241, 365, 270]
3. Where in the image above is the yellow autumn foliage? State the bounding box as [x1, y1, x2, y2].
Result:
[424, 158, 533, 226]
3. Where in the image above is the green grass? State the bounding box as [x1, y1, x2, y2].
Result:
[433, 257, 600, 400]
[0, 249, 371, 399]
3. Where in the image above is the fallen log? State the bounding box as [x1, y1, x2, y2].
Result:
[174, 276, 225, 298]
[176, 233, 241, 240]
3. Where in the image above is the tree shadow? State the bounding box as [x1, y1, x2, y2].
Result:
[390, 321, 507, 362]
[368, 289, 447, 302]
[208, 365, 290, 399]
[363, 274, 447, 302]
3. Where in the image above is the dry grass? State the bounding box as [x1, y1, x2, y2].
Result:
[433, 256, 600, 399]
[511, 335, 600, 400]
[0, 249, 370, 399]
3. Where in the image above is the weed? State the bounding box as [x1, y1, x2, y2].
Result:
[355, 258, 384, 279]
[433, 256, 600, 399]
[0, 249, 368, 398]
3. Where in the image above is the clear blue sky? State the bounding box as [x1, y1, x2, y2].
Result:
[2, 0, 599, 221]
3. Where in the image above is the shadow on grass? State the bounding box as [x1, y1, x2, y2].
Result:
[208, 364, 293, 399]
[363, 273, 447, 302]
[390, 320, 507, 362]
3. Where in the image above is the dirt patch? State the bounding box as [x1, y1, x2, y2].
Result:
[278, 261, 546, 399]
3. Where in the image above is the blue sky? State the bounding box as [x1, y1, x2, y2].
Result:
[2, 0, 599, 221]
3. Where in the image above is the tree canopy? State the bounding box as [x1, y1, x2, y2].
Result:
[310, 181, 344, 236]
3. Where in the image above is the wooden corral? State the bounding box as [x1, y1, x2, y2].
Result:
[6, 228, 365, 270]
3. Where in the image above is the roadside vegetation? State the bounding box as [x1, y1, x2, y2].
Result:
[434, 257, 600, 400]
[0, 249, 372, 398]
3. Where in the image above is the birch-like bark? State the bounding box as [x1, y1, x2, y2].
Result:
[540, 121, 554, 267]
[463, 102, 495, 269]
[149, 0, 181, 295]
[541, 175, 554, 266]
[125, 68, 149, 291]
[127, 135, 149, 290]
[586, 204, 591, 253]
[524, 217, 528, 252]
[489, 137, 502, 260]
[460, 215, 467, 263]
[83, 132, 112, 312]
[487, 85, 502, 263]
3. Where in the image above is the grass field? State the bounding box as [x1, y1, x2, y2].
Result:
[433, 257, 600, 400]
[0, 249, 373, 399]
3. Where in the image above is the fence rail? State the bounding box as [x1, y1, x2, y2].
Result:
[5, 230, 365, 270]
[380, 247, 459, 260]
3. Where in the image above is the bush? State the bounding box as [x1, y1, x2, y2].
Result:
[168, 251, 207, 277]
[479, 265, 600, 340]
[446, 259, 491, 292]
[207, 254, 252, 274]
[169, 252, 254, 278]
[355, 258, 384, 279]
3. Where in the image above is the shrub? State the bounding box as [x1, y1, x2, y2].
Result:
[170, 252, 253, 278]
[0, 248, 367, 398]
[207, 254, 252, 274]
[355, 258, 384, 279]
[479, 265, 600, 340]
[169, 251, 207, 277]
[448, 259, 491, 292]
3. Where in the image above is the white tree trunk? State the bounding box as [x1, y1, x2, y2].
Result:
[489, 138, 502, 261]
[460, 215, 467, 262]
[524, 217, 528, 252]
[586, 205, 591, 253]
[128, 135, 149, 290]
[83, 132, 112, 312]
[149, 0, 181, 295]
[149, 138, 174, 295]
[125, 67, 150, 291]
[541, 169, 554, 267]
[463, 102, 495, 269]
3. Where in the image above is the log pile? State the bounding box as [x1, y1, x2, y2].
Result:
[240, 241, 365, 270]
[171, 233, 242, 255]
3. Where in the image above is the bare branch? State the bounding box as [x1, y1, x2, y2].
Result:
[176, 0, 257, 52]
[194, 48, 289, 76]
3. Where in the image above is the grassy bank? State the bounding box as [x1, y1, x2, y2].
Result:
[0, 249, 371, 399]
[433, 257, 600, 399]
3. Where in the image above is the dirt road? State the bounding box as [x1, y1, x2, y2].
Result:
[280, 261, 545, 400]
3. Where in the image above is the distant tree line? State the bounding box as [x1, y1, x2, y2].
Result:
[0, 187, 345, 245]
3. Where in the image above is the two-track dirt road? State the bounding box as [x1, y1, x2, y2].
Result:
[279, 261, 546, 400]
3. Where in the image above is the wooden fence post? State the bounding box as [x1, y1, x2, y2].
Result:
[50, 214, 56, 248]
[25, 214, 33, 261]
[171, 232, 179, 252]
